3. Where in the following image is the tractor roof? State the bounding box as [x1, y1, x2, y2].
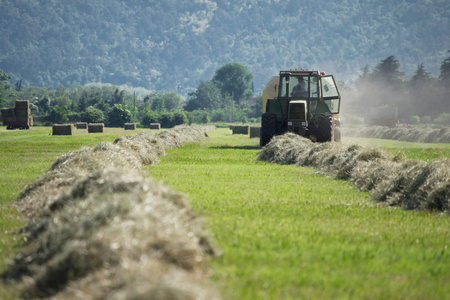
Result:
[279, 70, 322, 76]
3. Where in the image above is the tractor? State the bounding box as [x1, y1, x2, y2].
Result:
[260, 69, 341, 147]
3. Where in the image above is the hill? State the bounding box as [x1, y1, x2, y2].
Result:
[0, 0, 449, 94]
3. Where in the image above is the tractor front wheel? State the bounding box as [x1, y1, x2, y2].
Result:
[260, 112, 277, 147]
[316, 113, 333, 142]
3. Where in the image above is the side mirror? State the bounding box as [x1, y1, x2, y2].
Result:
[324, 84, 329, 92]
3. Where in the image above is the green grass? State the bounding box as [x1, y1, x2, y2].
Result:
[148, 130, 450, 299]
[0, 127, 449, 299]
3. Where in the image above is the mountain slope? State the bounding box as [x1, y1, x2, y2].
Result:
[0, 0, 449, 93]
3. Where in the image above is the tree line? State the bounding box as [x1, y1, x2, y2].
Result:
[0, 63, 258, 128]
[341, 52, 450, 126]
[1, 57, 449, 129]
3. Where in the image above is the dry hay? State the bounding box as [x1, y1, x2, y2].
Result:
[250, 126, 261, 138]
[149, 123, 161, 129]
[2, 125, 220, 299]
[88, 123, 104, 133]
[76, 122, 88, 129]
[343, 126, 450, 143]
[258, 133, 450, 212]
[15, 100, 30, 110]
[124, 123, 136, 130]
[232, 125, 249, 135]
[52, 124, 74, 136]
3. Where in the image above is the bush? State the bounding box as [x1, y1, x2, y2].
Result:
[108, 104, 131, 127]
[141, 110, 160, 127]
[410, 115, 420, 125]
[81, 106, 104, 123]
[434, 113, 450, 126]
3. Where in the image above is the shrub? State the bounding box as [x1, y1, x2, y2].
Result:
[108, 104, 131, 127]
[434, 113, 450, 126]
[410, 115, 420, 125]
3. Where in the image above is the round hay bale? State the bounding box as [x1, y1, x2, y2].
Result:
[150, 123, 161, 130]
[88, 123, 104, 133]
[52, 124, 74, 136]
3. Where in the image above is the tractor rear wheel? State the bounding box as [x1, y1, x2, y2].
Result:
[316, 113, 333, 142]
[260, 112, 277, 147]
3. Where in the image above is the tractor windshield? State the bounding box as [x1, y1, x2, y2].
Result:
[279, 75, 319, 99]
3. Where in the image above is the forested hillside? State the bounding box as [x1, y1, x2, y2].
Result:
[1, 0, 449, 93]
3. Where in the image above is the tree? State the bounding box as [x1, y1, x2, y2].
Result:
[45, 106, 69, 124]
[371, 56, 404, 86]
[439, 50, 450, 82]
[149, 92, 183, 112]
[82, 106, 105, 123]
[212, 63, 253, 105]
[108, 104, 131, 127]
[112, 88, 125, 105]
[410, 63, 431, 85]
[0, 70, 12, 107]
[185, 80, 222, 111]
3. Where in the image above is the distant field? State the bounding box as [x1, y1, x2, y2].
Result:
[1, 127, 449, 299]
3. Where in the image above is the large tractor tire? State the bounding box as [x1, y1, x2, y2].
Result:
[260, 112, 277, 147]
[316, 113, 333, 142]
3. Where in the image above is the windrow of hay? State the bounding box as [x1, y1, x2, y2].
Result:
[258, 133, 450, 212]
[2, 125, 220, 299]
[343, 126, 450, 143]
[232, 125, 249, 135]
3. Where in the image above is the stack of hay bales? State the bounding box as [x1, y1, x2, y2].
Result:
[88, 123, 104, 133]
[232, 125, 249, 135]
[250, 126, 261, 138]
[14, 100, 32, 125]
[150, 123, 161, 129]
[76, 122, 88, 129]
[1, 125, 220, 299]
[124, 123, 136, 130]
[1, 107, 15, 123]
[1, 100, 33, 128]
[258, 133, 450, 212]
[52, 124, 74, 135]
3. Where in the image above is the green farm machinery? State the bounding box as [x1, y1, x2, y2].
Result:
[260, 69, 341, 147]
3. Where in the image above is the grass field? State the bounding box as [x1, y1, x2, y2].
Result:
[1, 127, 449, 299]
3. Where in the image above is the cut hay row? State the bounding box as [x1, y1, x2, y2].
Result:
[2, 125, 220, 299]
[258, 133, 449, 212]
[232, 125, 249, 135]
[343, 126, 450, 143]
